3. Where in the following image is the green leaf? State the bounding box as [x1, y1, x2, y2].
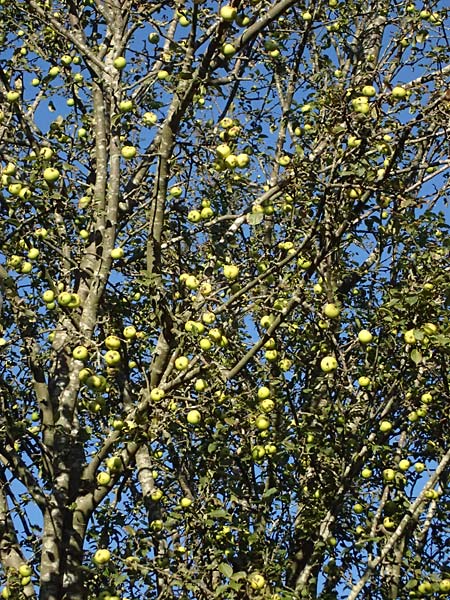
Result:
[410, 349, 423, 364]
[218, 562, 233, 579]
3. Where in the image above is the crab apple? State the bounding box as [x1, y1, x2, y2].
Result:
[121, 145, 137, 159]
[220, 5, 237, 21]
[222, 43, 236, 56]
[143, 111, 158, 125]
[43, 167, 60, 182]
[170, 185, 182, 197]
[105, 335, 121, 350]
[123, 325, 137, 339]
[320, 356, 337, 372]
[323, 302, 341, 318]
[151, 489, 163, 501]
[257, 386, 271, 400]
[106, 457, 122, 472]
[379, 420, 392, 433]
[352, 96, 370, 114]
[113, 56, 127, 70]
[72, 346, 89, 361]
[398, 459, 411, 471]
[248, 573, 266, 590]
[383, 468, 395, 482]
[223, 264, 239, 280]
[361, 85, 376, 97]
[180, 497, 192, 508]
[188, 209, 202, 223]
[187, 409, 201, 425]
[97, 471, 111, 486]
[6, 90, 20, 102]
[199, 338, 212, 351]
[150, 388, 165, 401]
[93, 549, 111, 565]
[391, 86, 407, 99]
[361, 468, 372, 479]
[358, 376, 371, 387]
[110, 247, 124, 259]
[255, 415, 270, 431]
[42, 290, 55, 303]
[104, 350, 121, 366]
[157, 70, 170, 80]
[18, 564, 32, 578]
[175, 356, 189, 371]
[185, 275, 199, 289]
[358, 330, 373, 344]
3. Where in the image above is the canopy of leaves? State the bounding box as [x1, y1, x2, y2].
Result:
[0, 1, 449, 599]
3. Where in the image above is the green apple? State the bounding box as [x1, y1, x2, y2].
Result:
[150, 388, 165, 401]
[404, 329, 416, 344]
[358, 376, 371, 387]
[260, 315, 274, 328]
[151, 488, 163, 501]
[383, 517, 395, 529]
[157, 70, 170, 80]
[175, 356, 189, 370]
[220, 5, 237, 21]
[121, 145, 137, 159]
[187, 409, 201, 424]
[148, 32, 160, 43]
[40, 147, 54, 160]
[93, 549, 111, 565]
[185, 275, 199, 289]
[104, 350, 121, 366]
[398, 459, 410, 471]
[248, 573, 266, 590]
[323, 302, 341, 318]
[105, 335, 121, 350]
[320, 356, 337, 372]
[421, 392, 432, 404]
[351, 96, 370, 114]
[97, 471, 111, 486]
[216, 143, 232, 159]
[223, 264, 239, 280]
[43, 167, 60, 182]
[180, 497, 192, 508]
[194, 378, 207, 392]
[383, 468, 396, 482]
[61, 54, 72, 66]
[255, 415, 270, 431]
[353, 503, 364, 514]
[422, 322, 437, 335]
[222, 43, 236, 56]
[201, 206, 214, 219]
[42, 290, 55, 303]
[439, 579, 450, 592]
[18, 564, 32, 578]
[170, 185, 182, 197]
[113, 56, 127, 70]
[391, 86, 407, 99]
[73, 345, 89, 361]
[361, 468, 372, 479]
[106, 457, 122, 472]
[236, 153, 250, 167]
[6, 90, 20, 102]
[358, 329, 373, 344]
[199, 338, 212, 351]
[259, 399, 275, 412]
[188, 209, 202, 223]
[278, 155, 291, 166]
[252, 445, 266, 460]
[414, 462, 425, 473]
[20, 261, 32, 274]
[123, 325, 136, 339]
[257, 386, 271, 400]
[379, 420, 392, 433]
[142, 111, 158, 126]
[119, 100, 134, 112]
[48, 66, 60, 78]
[302, 10, 312, 20]
[8, 182, 22, 196]
[361, 85, 376, 97]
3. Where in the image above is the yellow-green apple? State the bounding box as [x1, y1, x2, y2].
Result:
[358, 330, 373, 343]
[105, 335, 121, 350]
[187, 409, 201, 424]
[93, 549, 111, 565]
[43, 167, 60, 182]
[175, 356, 189, 370]
[104, 350, 121, 366]
[113, 56, 127, 70]
[320, 356, 337, 372]
[73, 346, 89, 361]
[121, 145, 136, 159]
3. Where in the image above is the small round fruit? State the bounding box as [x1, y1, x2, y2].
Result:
[320, 356, 337, 373]
[379, 420, 392, 433]
[323, 303, 341, 318]
[72, 345, 89, 361]
[248, 573, 266, 590]
[175, 356, 189, 371]
[194, 378, 207, 392]
[104, 350, 121, 366]
[42, 290, 55, 303]
[361, 85, 376, 97]
[151, 489, 163, 501]
[255, 415, 270, 431]
[220, 5, 237, 21]
[150, 388, 165, 401]
[157, 70, 170, 80]
[43, 167, 60, 182]
[223, 264, 239, 280]
[188, 210, 202, 223]
[358, 376, 371, 387]
[123, 325, 137, 339]
[398, 459, 411, 471]
[113, 56, 127, 70]
[222, 43, 236, 56]
[180, 497, 192, 508]
[257, 386, 271, 400]
[199, 338, 212, 351]
[58, 292, 73, 306]
[358, 330, 373, 344]
[361, 468, 372, 479]
[187, 409, 201, 425]
[391, 86, 407, 99]
[105, 335, 121, 350]
[110, 247, 124, 259]
[18, 565, 32, 578]
[93, 549, 111, 565]
[97, 471, 111, 486]
[383, 468, 396, 482]
[121, 145, 137, 159]
[414, 462, 426, 473]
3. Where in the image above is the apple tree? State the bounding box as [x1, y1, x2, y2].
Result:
[0, 0, 449, 599]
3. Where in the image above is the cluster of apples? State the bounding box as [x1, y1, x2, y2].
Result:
[211, 116, 250, 172]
